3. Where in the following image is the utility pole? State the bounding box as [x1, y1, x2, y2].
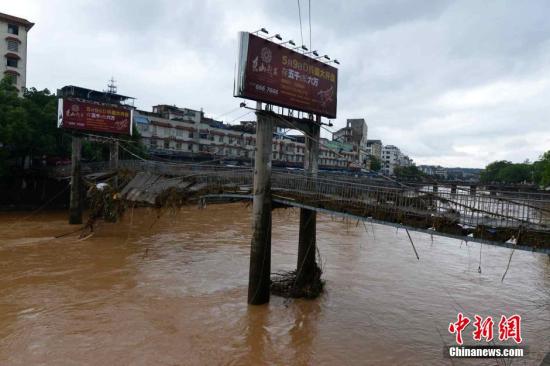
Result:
[296, 115, 320, 289]
[248, 102, 273, 305]
[69, 135, 83, 224]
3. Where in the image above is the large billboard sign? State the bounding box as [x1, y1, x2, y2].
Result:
[234, 32, 338, 118]
[57, 98, 133, 135]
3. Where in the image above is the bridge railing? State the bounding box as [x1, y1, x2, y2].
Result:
[187, 168, 550, 231]
[48, 159, 550, 232]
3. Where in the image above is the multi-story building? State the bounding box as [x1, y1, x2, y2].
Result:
[0, 12, 34, 93]
[365, 139, 382, 160]
[380, 144, 415, 175]
[364, 139, 383, 169]
[333, 118, 368, 167]
[134, 104, 359, 170]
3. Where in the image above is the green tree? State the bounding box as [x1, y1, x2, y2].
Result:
[496, 163, 532, 183]
[534, 151, 550, 187]
[394, 165, 425, 181]
[369, 155, 381, 171]
[480, 160, 512, 183]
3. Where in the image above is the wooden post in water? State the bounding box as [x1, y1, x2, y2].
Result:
[296, 115, 320, 290]
[69, 135, 83, 224]
[109, 140, 119, 188]
[248, 103, 273, 305]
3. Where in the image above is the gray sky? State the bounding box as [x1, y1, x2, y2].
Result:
[6, 0, 550, 168]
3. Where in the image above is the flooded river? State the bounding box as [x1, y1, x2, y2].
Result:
[1, 204, 549, 365]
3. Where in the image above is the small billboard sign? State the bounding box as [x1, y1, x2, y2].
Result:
[58, 98, 133, 135]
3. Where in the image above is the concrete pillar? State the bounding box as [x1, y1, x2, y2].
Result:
[69, 136, 83, 224]
[450, 184, 457, 194]
[433, 184, 438, 193]
[470, 185, 477, 196]
[296, 115, 320, 289]
[248, 105, 273, 305]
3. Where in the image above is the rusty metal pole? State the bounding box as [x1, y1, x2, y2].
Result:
[69, 135, 83, 224]
[248, 103, 273, 305]
[296, 115, 320, 289]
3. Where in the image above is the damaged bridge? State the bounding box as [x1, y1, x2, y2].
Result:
[82, 159, 550, 253]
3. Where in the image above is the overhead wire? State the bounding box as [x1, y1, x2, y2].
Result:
[308, 0, 312, 50]
[297, 0, 304, 46]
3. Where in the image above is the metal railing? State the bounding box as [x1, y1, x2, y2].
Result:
[50, 159, 550, 232]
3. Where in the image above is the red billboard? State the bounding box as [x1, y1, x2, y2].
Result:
[234, 32, 338, 118]
[57, 98, 133, 135]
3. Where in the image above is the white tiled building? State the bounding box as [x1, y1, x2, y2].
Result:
[0, 12, 33, 93]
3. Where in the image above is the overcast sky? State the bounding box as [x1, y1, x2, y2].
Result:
[6, 0, 550, 168]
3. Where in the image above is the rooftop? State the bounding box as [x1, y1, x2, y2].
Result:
[0, 12, 34, 30]
[58, 85, 135, 105]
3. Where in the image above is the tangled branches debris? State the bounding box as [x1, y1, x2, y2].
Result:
[271, 263, 324, 299]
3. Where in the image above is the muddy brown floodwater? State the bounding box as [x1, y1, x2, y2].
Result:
[0, 203, 549, 365]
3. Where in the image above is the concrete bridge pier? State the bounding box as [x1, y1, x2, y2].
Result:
[296, 116, 321, 292]
[470, 185, 477, 196]
[432, 184, 438, 193]
[248, 105, 273, 305]
[69, 135, 83, 224]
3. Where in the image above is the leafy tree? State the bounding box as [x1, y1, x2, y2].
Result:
[480, 161, 512, 183]
[369, 155, 381, 171]
[394, 165, 425, 181]
[496, 163, 531, 183]
[534, 151, 550, 187]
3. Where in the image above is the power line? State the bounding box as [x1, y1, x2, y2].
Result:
[308, 0, 312, 50]
[297, 0, 304, 46]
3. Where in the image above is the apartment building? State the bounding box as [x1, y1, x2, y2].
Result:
[0, 12, 34, 93]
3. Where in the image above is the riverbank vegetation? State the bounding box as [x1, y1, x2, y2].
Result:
[480, 154, 550, 187]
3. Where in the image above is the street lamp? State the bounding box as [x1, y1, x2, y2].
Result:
[304, 50, 319, 57]
[292, 44, 308, 52]
[253, 28, 269, 35]
[267, 34, 283, 41]
[279, 40, 296, 47]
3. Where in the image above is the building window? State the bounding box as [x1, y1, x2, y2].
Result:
[164, 140, 169, 149]
[188, 132, 194, 138]
[176, 129, 183, 137]
[7, 40, 18, 52]
[7, 24, 19, 35]
[6, 57, 18, 68]
[176, 142, 182, 150]
[200, 133, 208, 139]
